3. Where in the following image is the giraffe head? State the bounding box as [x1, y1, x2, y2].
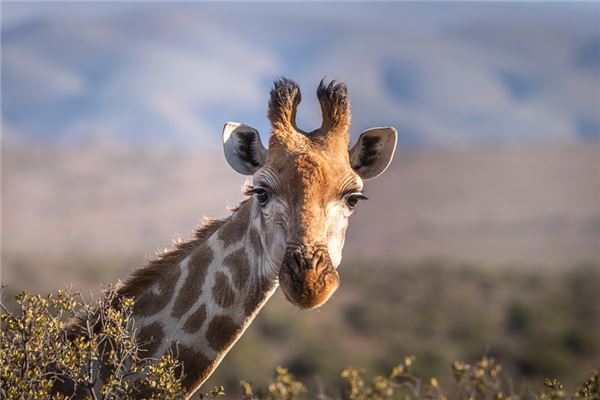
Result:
[222, 78, 396, 309]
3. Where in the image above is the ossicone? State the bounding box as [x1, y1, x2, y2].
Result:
[316, 79, 351, 134]
[267, 78, 352, 149]
[268, 77, 302, 134]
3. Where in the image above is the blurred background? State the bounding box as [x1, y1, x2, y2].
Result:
[2, 1, 599, 396]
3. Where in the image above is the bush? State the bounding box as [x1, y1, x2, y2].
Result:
[1, 287, 597, 400]
[241, 357, 599, 400]
[0, 288, 185, 399]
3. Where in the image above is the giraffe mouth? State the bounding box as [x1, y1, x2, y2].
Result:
[278, 245, 340, 309]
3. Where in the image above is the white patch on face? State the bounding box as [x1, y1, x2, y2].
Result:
[326, 201, 350, 268]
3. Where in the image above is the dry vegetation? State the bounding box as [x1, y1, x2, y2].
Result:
[1, 287, 598, 399]
[0, 289, 184, 399]
[2, 262, 598, 399]
[201, 261, 599, 395]
[240, 356, 599, 400]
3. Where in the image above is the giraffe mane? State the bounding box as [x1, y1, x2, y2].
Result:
[118, 202, 246, 298]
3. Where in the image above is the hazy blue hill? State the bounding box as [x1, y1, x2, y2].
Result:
[2, 2, 599, 147]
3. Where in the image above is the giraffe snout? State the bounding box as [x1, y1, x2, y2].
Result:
[279, 244, 340, 309]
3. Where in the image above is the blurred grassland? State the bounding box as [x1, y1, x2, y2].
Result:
[202, 261, 600, 395]
[3, 143, 599, 266]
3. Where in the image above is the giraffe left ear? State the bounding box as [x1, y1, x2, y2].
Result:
[349, 127, 397, 180]
[223, 122, 268, 175]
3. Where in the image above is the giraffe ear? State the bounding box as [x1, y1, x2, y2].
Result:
[223, 122, 267, 175]
[349, 127, 397, 180]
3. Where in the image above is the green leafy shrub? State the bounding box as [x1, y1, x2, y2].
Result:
[0, 288, 185, 399]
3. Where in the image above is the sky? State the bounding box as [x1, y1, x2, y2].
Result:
[2, 2, 599, 148]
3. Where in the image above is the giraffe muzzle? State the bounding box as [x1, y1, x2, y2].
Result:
[278, 245, 340, 309]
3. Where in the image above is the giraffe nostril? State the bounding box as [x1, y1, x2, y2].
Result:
[292, 249, 304, 270]
[310, 249, 326, 272]
[285, 245, 330, 271]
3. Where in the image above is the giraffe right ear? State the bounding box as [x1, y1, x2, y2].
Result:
[223, 122, 268, 175]
[349, 127, 397, 180]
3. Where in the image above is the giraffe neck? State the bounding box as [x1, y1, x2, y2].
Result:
[127, 199, 279, 397]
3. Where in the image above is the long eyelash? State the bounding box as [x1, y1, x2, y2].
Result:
[342, 189, 368, 199]
[243, 181, 272, 197]
[242, 180, 254, 197]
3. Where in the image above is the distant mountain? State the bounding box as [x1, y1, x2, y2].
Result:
[2, 2, 599, 147]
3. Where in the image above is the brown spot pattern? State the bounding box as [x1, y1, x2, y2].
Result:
[133, 266, 181, 317]
[223, 248, 249, 290]
[206, 315, 241, 351]
[218, 201, 251, 247]
[183, 304, 207, 333]
[118, 217, 227, 299]
[212, 272, 236, 308]
[170, 343, 213, 393]
[172, 246, 213, 319]
[244, 277, 276, 316]
[136, 322, 164, 357]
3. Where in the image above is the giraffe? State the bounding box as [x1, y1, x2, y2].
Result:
[81, 78, 396, 398]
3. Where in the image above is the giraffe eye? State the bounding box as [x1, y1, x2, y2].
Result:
[346, 193, 368, 209]
[252, 188, 270, 206]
